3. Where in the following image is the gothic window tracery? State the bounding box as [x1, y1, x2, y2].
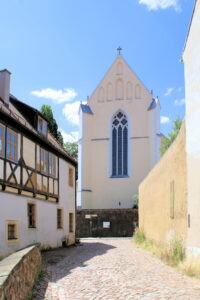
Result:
[112, 110, 128, 177]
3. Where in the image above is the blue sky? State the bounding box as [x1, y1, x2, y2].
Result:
[0, 0, 194, 141]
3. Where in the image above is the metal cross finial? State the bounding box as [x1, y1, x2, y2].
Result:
[117, 46, 122, 55]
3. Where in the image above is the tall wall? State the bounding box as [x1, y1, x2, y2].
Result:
[76, 209, 138, 237]
[139, 122, 187, 246]
[182, 0, 200, 255]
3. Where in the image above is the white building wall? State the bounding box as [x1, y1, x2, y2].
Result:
[154, 99, 161, 164]
[0, 158, 76, 258]
[182, 0, 200, 255]
[77, 109, 84, 208]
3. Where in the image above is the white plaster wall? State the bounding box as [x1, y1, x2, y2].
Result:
[77, 109, 84, 208]
[182, 0, 200, 255]
[154, 100, 161, 164]
[0, 158, 76, 257]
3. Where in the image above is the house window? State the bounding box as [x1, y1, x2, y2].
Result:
[49, 153, 56, 177]
[112, 111, 128, 177]
[68, 167, 74, 187]
[0, 123, 5, 157]
[41, 148, 48, 174]
[57, 208, 63, 229]
[6, 221, 19, 242]
[69, 212, 74, 233]
[38, 116, 47, 136]
[7, 128, 17, 161]
[28, 203, 36, 228]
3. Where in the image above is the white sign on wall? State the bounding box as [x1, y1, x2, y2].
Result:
[103, 221, 110, 228]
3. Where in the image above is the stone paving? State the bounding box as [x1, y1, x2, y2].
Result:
[33, 238, 200, 300]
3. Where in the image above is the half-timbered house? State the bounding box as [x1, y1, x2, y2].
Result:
[0, 69, 77, 257]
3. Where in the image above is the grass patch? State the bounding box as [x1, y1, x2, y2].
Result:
[27, 268, 46, 300]
[179, 257, 200, 279]
[133, 228, 184, 267]
[133, 228, 200, 280]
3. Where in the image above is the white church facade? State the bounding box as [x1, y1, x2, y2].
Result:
[78, 51, 161, 211]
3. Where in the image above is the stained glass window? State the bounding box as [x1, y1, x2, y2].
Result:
[112, 111, 128, 176]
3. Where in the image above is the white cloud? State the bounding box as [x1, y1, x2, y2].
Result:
[177, 87, 182, 92]
[174, 98, 185, 106]
[161, 116, 170, 124]
[138, 0, 180, 11]
[164, 87, 174, 96]
[60, 129, 78, 143]
[31, 88, 77, 104]
[62, 101, 86, 125]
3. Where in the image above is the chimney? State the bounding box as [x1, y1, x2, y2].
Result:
[0, 69, 11, 107]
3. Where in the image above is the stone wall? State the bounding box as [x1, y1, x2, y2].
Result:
[0, 244, 41, 300]
[139, 122, 187, 246]
[76, 209, 138, 237]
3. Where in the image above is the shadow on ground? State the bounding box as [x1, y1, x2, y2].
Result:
[33, 241, 116, 299]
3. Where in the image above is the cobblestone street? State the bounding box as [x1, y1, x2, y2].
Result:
[33, 238, 200, 300]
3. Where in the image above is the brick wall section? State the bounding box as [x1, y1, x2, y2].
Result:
[76, 209, 138, 237]
[0, 244, 41, 300]
[139, 121, 187, 246]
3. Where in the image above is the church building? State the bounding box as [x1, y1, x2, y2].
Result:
[77, 49, 161, 224]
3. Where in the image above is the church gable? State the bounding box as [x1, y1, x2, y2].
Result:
[88, 54, 151, 107]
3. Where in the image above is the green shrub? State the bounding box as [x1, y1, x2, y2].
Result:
[134, 228, 146, 244]
[132, 194, 139, 209]
[133, 230, 184, 266]
[169, 236, 184, 265]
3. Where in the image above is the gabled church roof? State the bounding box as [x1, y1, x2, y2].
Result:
[182, 0, 198, 58]
[80, 103, 93, 114]
[88, 53, 151, 104]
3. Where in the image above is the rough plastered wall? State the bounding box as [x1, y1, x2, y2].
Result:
[139, 121, 187, 246]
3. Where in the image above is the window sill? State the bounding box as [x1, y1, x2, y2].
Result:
[7, 239, 19, 244]
[7, 157, 18, 163]
[110, 175, 129, 179]
[28, 227, 37, 230]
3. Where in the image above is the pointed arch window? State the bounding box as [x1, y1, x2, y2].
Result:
[112, 111, 128, 177]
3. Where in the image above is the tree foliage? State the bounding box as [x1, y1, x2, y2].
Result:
[40, 105, 63, 145]
[132, 193, 139, 209]
[64, 141, 78, 179]
[160, 115, 182, 156]
[64, 142, 78, 160]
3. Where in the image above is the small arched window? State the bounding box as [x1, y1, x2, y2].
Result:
[116, 79, 124, 100]
[135, 84, 141, 99]
[112, 110, 128, 177]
